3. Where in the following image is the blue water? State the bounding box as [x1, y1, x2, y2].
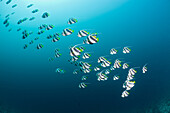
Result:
[0, 0, 170, 113]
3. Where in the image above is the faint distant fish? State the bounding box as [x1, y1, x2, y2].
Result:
[23, 18, 28, 21]
[8, 28, 12, 32]
[53, 33, 60, 37]
[55, 48, 60, 53]
[73, 69, 79, 74]
[94, 66, 101, 71]
[3, 18, 9, 24]
[48, 57, 54, 62]
[81, 76, 88, 81]
[29, 31, 33, 35]
[34, 37, 39, 40]
[29, 40, 34, 44]
[17, 20, 22, 24]
[56, 68, 65, 74]
[5, 14, 10, 18]
[47, 35, 53, 39]
[27, 4, 33, 8]
[37, 30, 44, 35]
[105, 69, 110, 75]
[29, 17, 35, 21]
[11, 12, 15, 15]
[5, 22, 9, 27]
[23, 44, 28, 49]
[32, 9, 39, 13]
[42, 12, 49, 18]
[17, 18, 28, 24]
[6, 0, 12, 4]
[109, 66, 114, 71]
[17, 28, 21, 31]
[38, 24, 47, 30]
[22, 30, 27, 34]
[12, 4, 17, 8]
[68, 18, 77, 25]
[37, 44, 43, 49]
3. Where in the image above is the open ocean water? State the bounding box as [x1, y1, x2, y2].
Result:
[0, 0, 170, 113]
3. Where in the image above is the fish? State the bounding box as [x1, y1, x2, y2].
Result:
[27, 4, 33, 8]
[62, 28, 74, 36]
[142, 64, 147, 73]
[42, 12, 50, 18]
[55, 48, 60, 53]
[29, 40, 34, 44]
[56, 68, 65, 74]
[113, 75, 120, 80]
[32, 9, 39, 13]
[110, 66, 115, 71]
[68, 18, 77, 24]
[46, 25, 54, 30]
[84, 34, 99, 44]
[47, 35, 53, 39]
[82, 53, 91, 59]
[81, 76, 88, 81]
[23, 44, 28, 49]
[17, 28, 21, 32]
[73, 69, 79, 74]
[110, 48, 118, 55]
[6, 0, 12, 4]
[70, 45, 83, 57]
[123, 63, 129, 69]
[78, 30, 89, 37]
[121, 90, 129, 98]
[55, 52, 61, 58]
[37, 30, 44, 35]
[34, 37, 39, 40]
[105, 69, 111, 75]
[79, 82, 89, 88]
[94, 66, 101, 71]
[52, 37, 60, 42]
[29, 17, 35, 21]
[38, 24, 47, 30]
[3, 18, 9, 24]
[12, 4, 17, 8]
[125, 80, 135, 90]
[48, 57, 54, 62]
[37, 44, 43, 49]
[123, 47, 131, 54]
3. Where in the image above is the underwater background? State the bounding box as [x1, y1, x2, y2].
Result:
[0, 0, 170, 113]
